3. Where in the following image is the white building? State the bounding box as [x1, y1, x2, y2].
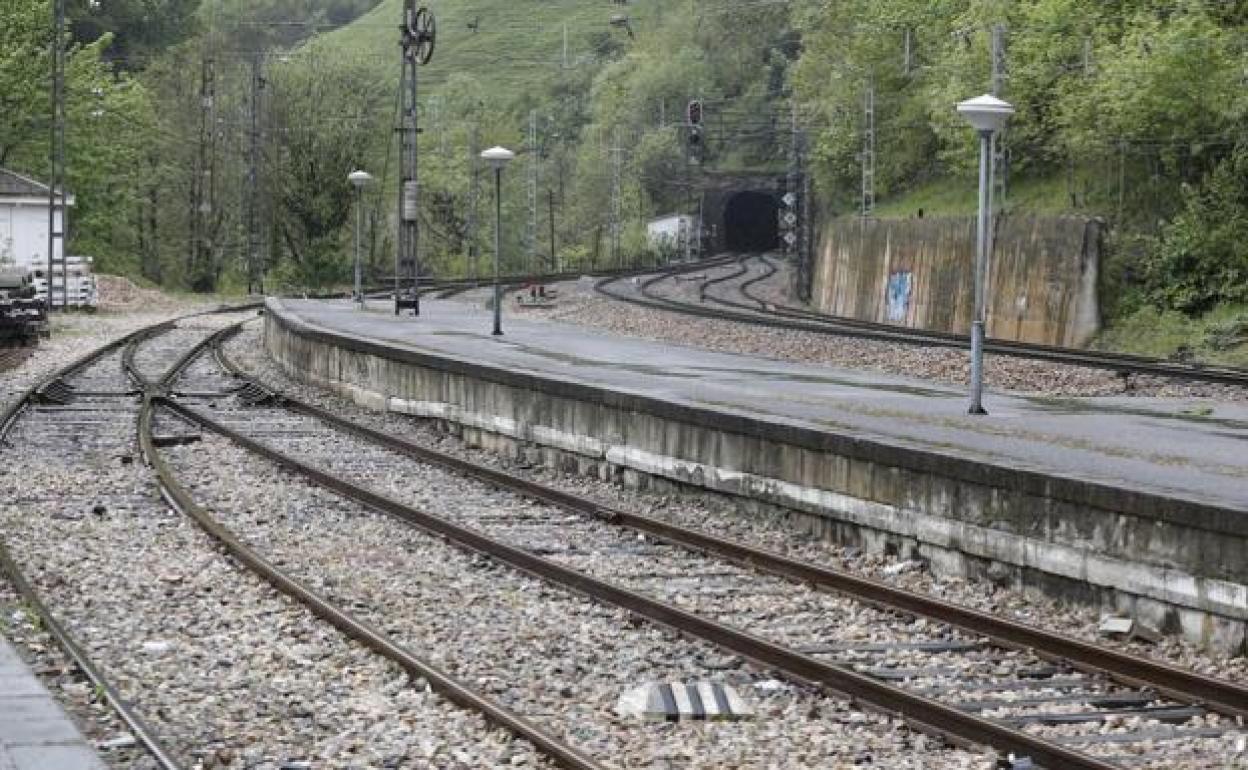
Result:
[647, 214, 698, 260]
[0, 168, 74, 272]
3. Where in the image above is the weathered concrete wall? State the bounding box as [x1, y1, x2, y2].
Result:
[264, 300, 1247, 654]
[812, 215, 1102, 347]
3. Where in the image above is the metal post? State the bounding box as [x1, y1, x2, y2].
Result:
[409, 47, 420, 315]
[861, 73, 875, 218]
[48, 0, 66, 311]
[354, 185, 364, 308]
[247, 53, 262, 295]
[527, 110, 539, 273]
[548, 188, 558, 272]
[991, 23, 1008, 210]
[397, 0, 421, 316]
[969, 129, 992, 415]
[468, 124, 480, 279]
[492, 167, 503, 336]
[610, 130, 622, 267]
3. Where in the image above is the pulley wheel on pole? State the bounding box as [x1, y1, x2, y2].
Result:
[405, 6, 436, 65]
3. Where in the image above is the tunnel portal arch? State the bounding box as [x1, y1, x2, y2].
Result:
[699, 174, 787, 255]
[723, 191, 780, 252]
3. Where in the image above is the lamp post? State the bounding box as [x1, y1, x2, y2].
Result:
[347, 169, 374, 309]
[481, 146, 515, 336]
[956, 94, 1014, 415]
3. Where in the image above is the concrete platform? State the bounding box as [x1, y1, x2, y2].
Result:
[0, 637, 106, 770]
[265, 298, 1248, 651]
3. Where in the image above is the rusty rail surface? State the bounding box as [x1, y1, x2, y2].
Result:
[597, 255, 1248, 387]
[210, 333, 1248, 722]
[0, 319, 196, 770]
[140, 330, 604, 770]
[160, 385, 1123, 769]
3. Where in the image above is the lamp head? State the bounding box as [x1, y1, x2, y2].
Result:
[480, 146, 515, 169]
[956, 94, 1014, 133]
[348, 169, 374, 188]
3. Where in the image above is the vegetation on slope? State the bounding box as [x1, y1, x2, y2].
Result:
[3, 0, 1245, 362]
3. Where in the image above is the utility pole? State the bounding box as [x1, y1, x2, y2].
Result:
[191, 55, 215, 291]
[991, 22, 1008, 210]
[609, 129, 623, 267]
[246, 53, 263, 294]
[397, 1, 433, 315]
[799, 131, 813, 300]
[562, 22, 569, 69]
[526, 109, 539, 273]
[47, 0, 67, 311]
[861, 73, 875, 218]
[788, 101, 800, 258]
[903, 27, 913, 75]
[467, 123, 480, 279]
[548, 189, 558, 272]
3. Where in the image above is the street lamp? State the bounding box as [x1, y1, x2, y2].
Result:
[481, 146, 515, 336]
[956, 94, 1014, 415]
[348, 169, 374, 309]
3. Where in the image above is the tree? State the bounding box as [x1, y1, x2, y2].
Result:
[68, 0, 201, 66]
[267, 57, 388, 289]
[1148, 147, 1248, 313]
[1, 0, 157, 276]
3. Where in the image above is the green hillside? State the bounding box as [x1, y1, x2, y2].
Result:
[283, 0, 792, 277]
[313, 0, 633, 94]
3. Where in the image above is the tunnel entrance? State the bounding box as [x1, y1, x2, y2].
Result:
[723, 191, 780, 252]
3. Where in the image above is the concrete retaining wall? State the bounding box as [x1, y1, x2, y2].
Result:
[264, 300, 1247, 654]
[811, 215, 1102, 347]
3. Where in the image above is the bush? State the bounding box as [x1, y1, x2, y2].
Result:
[1147, 147, 1248, 314]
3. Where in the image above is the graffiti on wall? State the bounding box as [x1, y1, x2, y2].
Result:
[885, 270, 912, 323]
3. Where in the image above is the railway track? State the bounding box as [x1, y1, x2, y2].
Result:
[0, 321, 189, 770]
[354, 261, 673, 302]
[595, 254, 1248, 388]
[141, 319, 1248, 768]
[1, 309, 588, 770]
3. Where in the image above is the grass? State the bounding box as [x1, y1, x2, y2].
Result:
[307, 0, 654, 108]
[1094, 303, 1248, 367]
[872, 172, 1096, 219]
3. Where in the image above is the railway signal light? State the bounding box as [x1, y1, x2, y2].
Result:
[687, 100, 703, 126]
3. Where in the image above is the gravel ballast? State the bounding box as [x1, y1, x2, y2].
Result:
[2, 313, 546, 769]
[220, 324, 1248, 767]
[158, 405, 988, 768]
[226, 322, 1248, 677]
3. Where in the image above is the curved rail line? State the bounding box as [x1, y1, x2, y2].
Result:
[147, 320, 1248, 767]
[352, 261, 682, 303]
[596, 255, 1248, 387]
[0, 318, 217, 770]
[137, 328, 603, 770]
[205, 332, 1248, 722]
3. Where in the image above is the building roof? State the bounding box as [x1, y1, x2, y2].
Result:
[1, 169, 54, 196]
[0, 168, 73, 203]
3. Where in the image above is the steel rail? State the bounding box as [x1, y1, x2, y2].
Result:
[160, 394, 1121, 770]
[0, 320, 195, 770]
[597, 256, 1248, 387]
[707, 255, 1248, 385]
[208, 335, 1248, 722]
[0, 541, 184, 770]
[139, 333, 604, 770]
